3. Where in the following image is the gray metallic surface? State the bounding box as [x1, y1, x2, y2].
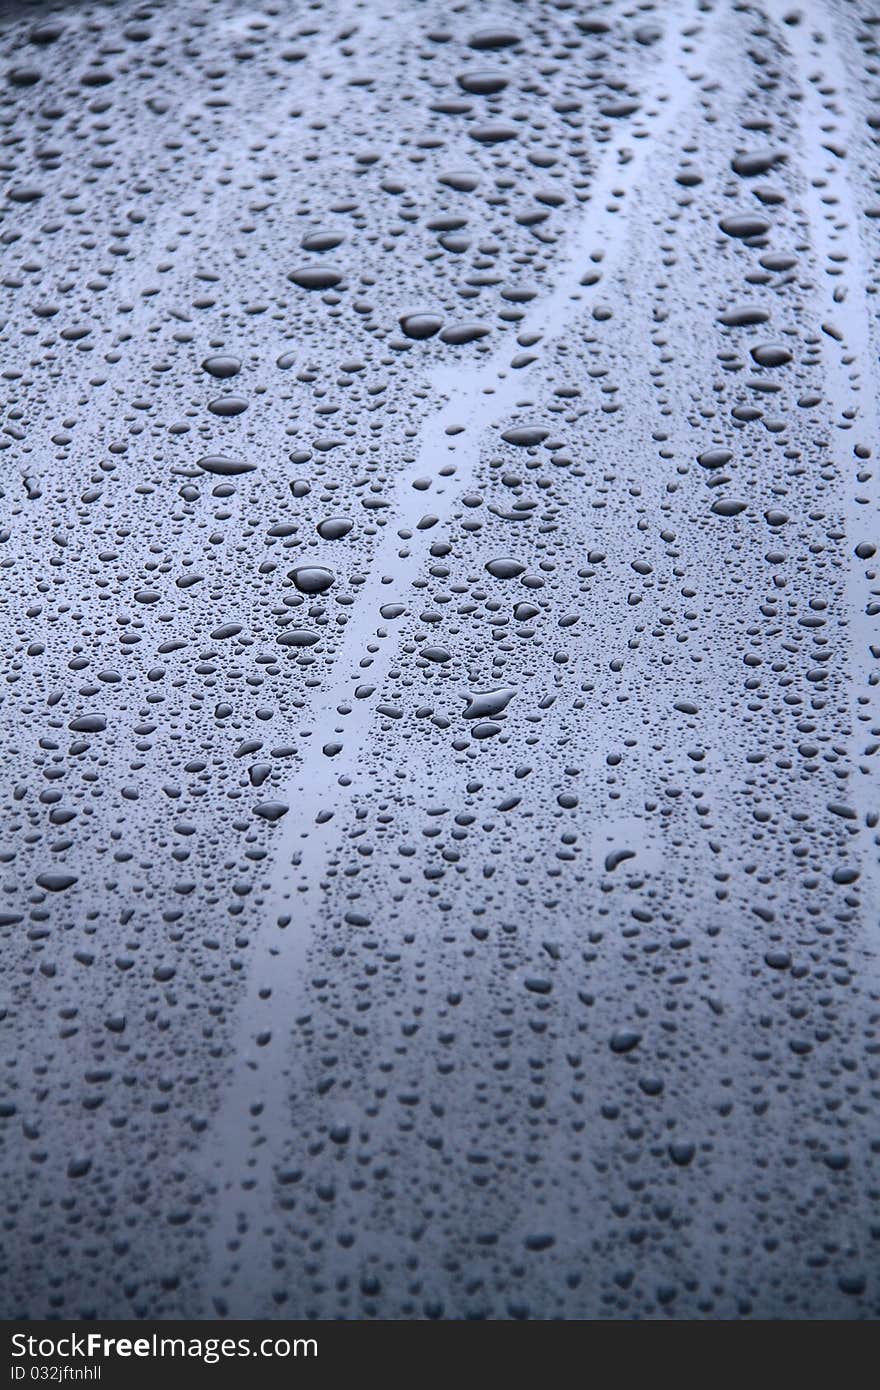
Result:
[0, 0, 878, 1318]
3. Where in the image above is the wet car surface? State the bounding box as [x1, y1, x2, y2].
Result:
[0, 0, 878, 1319]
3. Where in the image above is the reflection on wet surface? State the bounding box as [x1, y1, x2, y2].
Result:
[0, 0, 878, 1319]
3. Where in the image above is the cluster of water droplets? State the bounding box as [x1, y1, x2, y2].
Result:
[0, 0, 878, 1320]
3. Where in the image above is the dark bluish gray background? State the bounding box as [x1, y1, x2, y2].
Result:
[0, 0, 878, 1319]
